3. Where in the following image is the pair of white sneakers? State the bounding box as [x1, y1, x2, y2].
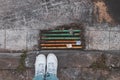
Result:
[35, 53, 58, 77]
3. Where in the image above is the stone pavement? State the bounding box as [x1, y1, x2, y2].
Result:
[0, 50, 120, 80]
[0, 24, 120, 51]
[0, 0, 120, 51]
[0, 0, 120, 80]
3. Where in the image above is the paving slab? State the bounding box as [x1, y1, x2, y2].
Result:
[6, 29, 27, 50]
[0, 51, 120, 80]
[0, 70, 27, 80]
[110, 31, 120, 50]
[0, 30, 5, 50]
[26, 50, 120, 68]
[26, 68, 120, 80]
[26, 29, 39, 50]
[86, 23, 111, 31]
[0, 53, 23, 69]
[110, 25, 120, 31]
[25, 51, 100, 68]
[88, 31, 109, 50]
[0, 68, 119, 80]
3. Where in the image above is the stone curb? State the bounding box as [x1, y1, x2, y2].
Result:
[25, 50, 120, 69]
[0, 53, 23, 69]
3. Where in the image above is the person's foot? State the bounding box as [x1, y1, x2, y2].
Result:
[46, 53, 58, 75]
[35, 54, 46, 77]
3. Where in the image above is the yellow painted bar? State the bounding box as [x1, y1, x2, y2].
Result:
[41, 46, 83, 49]
[41, 44, 81, 46]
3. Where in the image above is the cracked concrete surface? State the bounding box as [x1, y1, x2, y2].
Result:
[0, 51, 120, 80]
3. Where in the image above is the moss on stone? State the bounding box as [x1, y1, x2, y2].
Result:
[17, 50, 27, 72]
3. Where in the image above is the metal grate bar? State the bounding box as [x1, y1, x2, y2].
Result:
[40, 29, 84, 50]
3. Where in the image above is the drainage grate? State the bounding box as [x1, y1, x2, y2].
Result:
[40, 29, 84, 50]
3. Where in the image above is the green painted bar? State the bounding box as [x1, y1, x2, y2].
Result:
[42, 33, 79, 37]
[40, 29, 84, 49]
[49, 30, 80, 32]
[42, 37, 80, 40]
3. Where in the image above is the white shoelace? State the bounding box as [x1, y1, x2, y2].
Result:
[36, 64, 45, 75]
[47, 63, 56, 74]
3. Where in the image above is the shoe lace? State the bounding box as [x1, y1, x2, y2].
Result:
[36, 64, 45, 75]
[48, 63, 56, 74]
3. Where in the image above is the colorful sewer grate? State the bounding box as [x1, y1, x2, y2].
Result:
[40, 29, 84, 50]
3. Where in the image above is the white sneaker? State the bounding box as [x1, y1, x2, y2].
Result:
[35, 54, 46, 77]
[47, 53, 58, 75]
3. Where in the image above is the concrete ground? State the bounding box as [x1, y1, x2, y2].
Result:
[0, 0, 120, 80]
[0, 50, 120, 80]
